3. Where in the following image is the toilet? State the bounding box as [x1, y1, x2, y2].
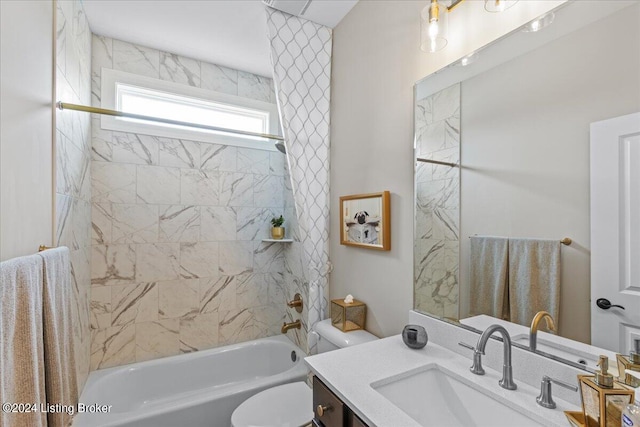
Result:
[231, 319, 378, 427]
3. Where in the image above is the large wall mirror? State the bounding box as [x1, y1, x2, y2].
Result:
[414, 0, 640, 371]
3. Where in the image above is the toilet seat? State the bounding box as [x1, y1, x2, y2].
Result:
[230, 381, 312, 427]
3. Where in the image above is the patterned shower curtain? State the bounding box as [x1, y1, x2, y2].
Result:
[265, 8, 332, 354]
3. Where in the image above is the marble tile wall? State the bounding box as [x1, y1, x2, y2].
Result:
[414, 84, 460, 320]
[55, 0, 92, 391]
[89, 35, 302, 369]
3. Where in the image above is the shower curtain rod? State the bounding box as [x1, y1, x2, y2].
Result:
[416, 157, 458, 168]
[56, 102, 285, 141]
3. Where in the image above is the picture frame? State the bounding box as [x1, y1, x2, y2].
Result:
[339, 191, 391, 251]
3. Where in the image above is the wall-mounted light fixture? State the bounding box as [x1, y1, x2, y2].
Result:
[421, 0, 448, 53]
[421, 0, 461, 53]
[422, 0, 519, 53]
[484, 0, 519, 13]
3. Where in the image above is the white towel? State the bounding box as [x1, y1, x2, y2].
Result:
[39, 247, 78, 427]
[469, 236, 509, 320]
[508, 238, 560, 329]
[0, 254, 47, 427]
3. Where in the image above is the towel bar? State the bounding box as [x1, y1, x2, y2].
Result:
[38, 245, 54, 252]
[469, 236, 572, 246]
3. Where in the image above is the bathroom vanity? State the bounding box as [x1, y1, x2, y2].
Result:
[306, 312, 582, 427]
[313, 377, 367, 427]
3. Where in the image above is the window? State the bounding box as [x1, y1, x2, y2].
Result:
[101, 69, 280, 150]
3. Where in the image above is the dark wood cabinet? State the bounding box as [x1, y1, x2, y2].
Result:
[350, 413, 367, 427]
[312, 376, 369, 427]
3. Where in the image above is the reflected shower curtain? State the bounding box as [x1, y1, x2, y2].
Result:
[265, 8, 332, 354]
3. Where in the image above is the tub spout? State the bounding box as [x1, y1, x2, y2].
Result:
[281, 320, 301, 334]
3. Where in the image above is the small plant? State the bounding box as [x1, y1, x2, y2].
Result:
[271, 215, 285, 227]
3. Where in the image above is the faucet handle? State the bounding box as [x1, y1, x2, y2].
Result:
[458, 341, 475, 351]
[458, 342, 485, 375]
[536, 375, 578, 409]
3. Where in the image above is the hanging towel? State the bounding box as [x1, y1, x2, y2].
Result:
[0, 254, 47, 427]
[469, 236, 509, 320]
[508, 238, 560, 329]
[39, 247, 78, 427]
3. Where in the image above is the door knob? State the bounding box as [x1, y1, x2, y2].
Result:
[596, 298, 625, 310]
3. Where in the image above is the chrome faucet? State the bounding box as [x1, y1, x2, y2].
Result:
[460, 324, 517, 390]
[529, 311, 556, 352]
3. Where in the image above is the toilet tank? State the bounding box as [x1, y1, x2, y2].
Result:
[314, 319, 377, 353]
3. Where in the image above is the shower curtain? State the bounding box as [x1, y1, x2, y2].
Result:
[265, 8, 332, 354]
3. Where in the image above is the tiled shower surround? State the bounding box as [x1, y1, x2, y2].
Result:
[89, 35, 306, 369]
[55, 0, 92, 390]
[414, 84, 460, 320]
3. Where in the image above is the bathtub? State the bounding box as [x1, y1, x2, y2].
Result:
[73, 335, 308, 427]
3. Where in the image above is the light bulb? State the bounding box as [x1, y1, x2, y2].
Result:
[428, 21, 439, 39]
[420, 2, 448, 53]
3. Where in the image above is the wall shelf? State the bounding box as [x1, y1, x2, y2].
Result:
[262, 239, 294, 243]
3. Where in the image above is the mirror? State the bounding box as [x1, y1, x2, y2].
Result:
[413, 0, 640, 371]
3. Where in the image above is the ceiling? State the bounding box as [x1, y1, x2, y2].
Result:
[83, 0, 358, 78]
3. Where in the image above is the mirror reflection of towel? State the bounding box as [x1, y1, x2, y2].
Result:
[509, 238, 560, 331]
[470, 236, 509, 320]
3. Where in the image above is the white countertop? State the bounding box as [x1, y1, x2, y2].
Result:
[305, 335, 578, 427]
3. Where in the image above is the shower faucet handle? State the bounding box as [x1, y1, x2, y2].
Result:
[287, 293, 303, 313]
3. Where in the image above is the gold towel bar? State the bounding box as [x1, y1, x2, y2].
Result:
[468, 236, 573, 246]
[38, 245, 53, 252]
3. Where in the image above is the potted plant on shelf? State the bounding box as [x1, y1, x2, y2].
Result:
[271, 215, 285, 240]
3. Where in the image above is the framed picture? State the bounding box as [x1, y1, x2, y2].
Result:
[340, 191, 390, 251]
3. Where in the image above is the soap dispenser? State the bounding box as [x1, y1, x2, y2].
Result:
[578, 356, 635, 427]
[595, 355, 614, 388]
[618, 339, 640, 387]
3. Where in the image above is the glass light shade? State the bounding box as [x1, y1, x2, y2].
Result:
[421, 2, 449, 53]
[522, 12, 555, 32]
[484, 0, 519, 13]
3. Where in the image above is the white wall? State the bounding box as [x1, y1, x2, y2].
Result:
[0, 0, 54, 261]
[459, 4, 640, 343]
[330, 0, 565, 337]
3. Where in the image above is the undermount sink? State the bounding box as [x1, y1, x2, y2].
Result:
[371, 364, 544, 427]
[512, 335, 598, 370]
